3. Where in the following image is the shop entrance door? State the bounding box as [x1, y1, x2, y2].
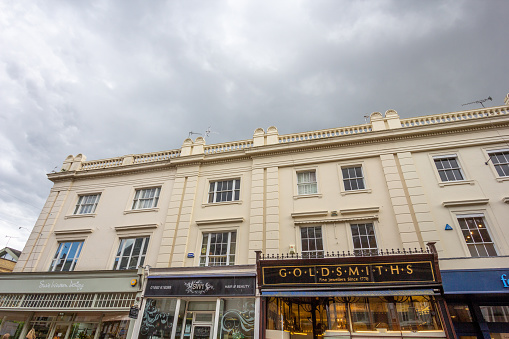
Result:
[48, 323, 71, 339]
[187, 312, 214, 339]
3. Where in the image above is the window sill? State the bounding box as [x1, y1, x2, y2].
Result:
[496, 176, 509, 182]
[438, 180, 474, 187]
[202, 200, 242, 207]
[340, 189, 372, 196]
[293, 194, 322, 200]
[64, 214, 96, 219]
[124, 208, 159, 214]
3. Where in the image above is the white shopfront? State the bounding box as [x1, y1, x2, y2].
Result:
[0, 270, 141, 339]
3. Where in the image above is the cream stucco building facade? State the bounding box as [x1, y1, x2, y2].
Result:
[1, 94, 509, 339]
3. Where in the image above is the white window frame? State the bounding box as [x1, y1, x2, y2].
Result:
[300, 226, 324, 258]
[487, 148, 509, 178]
[350, 222, 378, 255]
[341, 166, 366, 191]
[132, 187, 161, 210]
[199, 231, 237, 266]
[432, 154, 465, 182]
[456, 214, 497, 257]
[113, 237, 150, 270]
[73, 194, 101, 215]
[49, 241, 84, 272]
[297, 170, 318, 195]
[207, 179, 241, 204]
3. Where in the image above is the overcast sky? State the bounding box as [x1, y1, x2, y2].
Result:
[1, 0, 508, 251]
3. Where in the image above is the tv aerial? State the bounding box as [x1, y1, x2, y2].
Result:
[462, 96, 492, 108]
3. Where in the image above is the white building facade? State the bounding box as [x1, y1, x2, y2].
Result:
[1, 95, 509, 339]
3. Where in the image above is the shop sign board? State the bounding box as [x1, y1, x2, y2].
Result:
[145, 275, 255, 297]
[261, 261, 436, 287]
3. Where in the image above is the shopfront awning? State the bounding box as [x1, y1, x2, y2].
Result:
[261, 289, 437, 297]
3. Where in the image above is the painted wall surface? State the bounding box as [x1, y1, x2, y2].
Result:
[12, 103, 509, 275]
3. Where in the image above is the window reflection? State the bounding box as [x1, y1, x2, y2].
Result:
[265, 296, 442, 337]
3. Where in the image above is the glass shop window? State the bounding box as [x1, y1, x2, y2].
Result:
[396, 296, 442, 331]
[265, 296, 443, 337]
[448, 304, 473, 322]
[480, 305, 509, 322]
[219, 298, 256, 339]
[139, 299, 178, 339]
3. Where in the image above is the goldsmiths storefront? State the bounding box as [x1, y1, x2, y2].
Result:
[256, 244, 457, 339]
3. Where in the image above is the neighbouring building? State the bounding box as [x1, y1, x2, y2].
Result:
[0, 247, 21, 272]
[1, 94, 509, 339]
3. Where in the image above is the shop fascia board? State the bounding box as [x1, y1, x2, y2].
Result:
[0, 269, 138, 281]
[148, 264, 256, 278]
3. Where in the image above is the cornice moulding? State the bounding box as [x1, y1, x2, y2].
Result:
[195, 217, 244, 225]
[340, 207, 380, 215]
[291, 211, 328, 219]
[114, 224, 159, 232]
[294, 215, 378, 225]
[442, 198, 489, 207]
[54, 228, 93, 236]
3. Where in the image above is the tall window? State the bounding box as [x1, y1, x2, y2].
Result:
[351, 223, 377, 255]
[488, 150, 509, 177]
[132, 187, 160, 209]
[300, 226, 324, 258]
[342, 166, 365, 191]
[200, 232, 236, 266]
[113, 237, 150, 270]
[458, 215, 497, 257]
[208, 179, 240, 203]
[297, 171, 318, 195]
[433, 155, 464, 182]
[74, 194, 101, 214]
[49, 241, 83, 271]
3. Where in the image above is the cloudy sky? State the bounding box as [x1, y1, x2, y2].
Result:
[1, 0, 508, 251]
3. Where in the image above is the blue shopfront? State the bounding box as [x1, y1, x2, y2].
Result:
[442, 268, 509, 339]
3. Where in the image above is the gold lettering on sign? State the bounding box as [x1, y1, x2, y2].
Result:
[321, 268, 330, 277]
[279, 269, 287, 277]
[406, 265, 413, 274]
[375, 266, 383, 275]
[336, 267, 342, 276]
[391, 265, 399, 274]
[309, 268, 315, 277]
[293, 268, 302, 277]
[349, 267, 359, 276]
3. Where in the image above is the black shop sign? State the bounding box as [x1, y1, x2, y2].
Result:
[261, 261, 435, 287]
[145, 275, 255, 297]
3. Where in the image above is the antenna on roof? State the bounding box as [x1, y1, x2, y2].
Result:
[462, 96, 492, 108]
[188, 131, 202, 138]
[204, 126, 219, 138]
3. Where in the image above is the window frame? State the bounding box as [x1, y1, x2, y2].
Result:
[350, 222, 378, 256]
[341, 166, 366, 192]
[207, 179, 241, 204]
[296, 170, 318, 196]
[456, 213, 497, 257]
[73, 193, 101, 215]
[112, 236, 150, 270]
[199, 231, 237, 267]
[131, 187, 161, 210]
[49, 241, 84, 272]
[299, 225, 325, 258]
[432, 154, 465, 183]
[486, 148, 509, 179]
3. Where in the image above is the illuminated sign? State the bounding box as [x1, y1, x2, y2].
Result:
[261, 261, 435, 287]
